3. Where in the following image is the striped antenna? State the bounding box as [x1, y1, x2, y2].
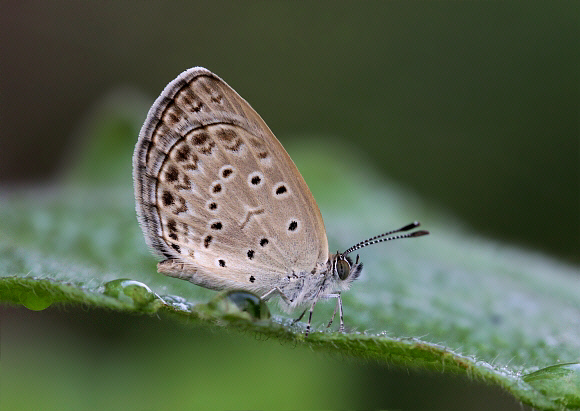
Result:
[342, 221, 429, 256]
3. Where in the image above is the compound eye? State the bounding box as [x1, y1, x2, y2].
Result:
[336, 258, 351, 280]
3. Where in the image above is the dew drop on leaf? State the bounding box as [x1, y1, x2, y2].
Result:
[21, 292, 52, 311]
[209, 290, 270, 321]
[103, 278, 162, 311]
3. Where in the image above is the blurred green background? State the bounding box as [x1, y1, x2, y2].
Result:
[2, 1, 578, 261]
[0, 1, 576, 409]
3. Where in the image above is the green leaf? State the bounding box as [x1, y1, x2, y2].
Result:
[524, 363, 580, 409]
[1, 97, 578, 410]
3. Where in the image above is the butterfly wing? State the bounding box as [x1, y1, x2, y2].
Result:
[133, 67, 329, 293]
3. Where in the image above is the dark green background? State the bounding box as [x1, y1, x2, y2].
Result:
[1, 1, 578, 261]
[0, 1, 576, 409]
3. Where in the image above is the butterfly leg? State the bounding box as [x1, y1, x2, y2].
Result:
[305, 301, 317, 337]
[260, 287, 292, 305]
[326, 292, 340, 328]
[325, 293, 344, 332]
[292, 308, 307, 325]
[261, 287, 316, 337]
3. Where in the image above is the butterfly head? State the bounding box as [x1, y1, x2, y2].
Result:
[331, 253, 363, 285]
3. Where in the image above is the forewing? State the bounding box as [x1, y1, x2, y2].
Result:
[133, 67, 329, 292]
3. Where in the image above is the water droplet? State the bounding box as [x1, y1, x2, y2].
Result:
[209, 290, 270, 321]
[161, 294, 193, 312]
[103, 279, 163, 311]
[21, 292, 52, 311]
[523, 362, 580, 408]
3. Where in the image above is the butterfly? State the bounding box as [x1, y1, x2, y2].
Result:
[133, 67, 428, 335]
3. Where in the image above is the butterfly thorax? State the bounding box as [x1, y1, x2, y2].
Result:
[275, 253, 363, 311]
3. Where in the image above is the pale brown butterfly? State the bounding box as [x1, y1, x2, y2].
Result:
[133, 67, 428, 335]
